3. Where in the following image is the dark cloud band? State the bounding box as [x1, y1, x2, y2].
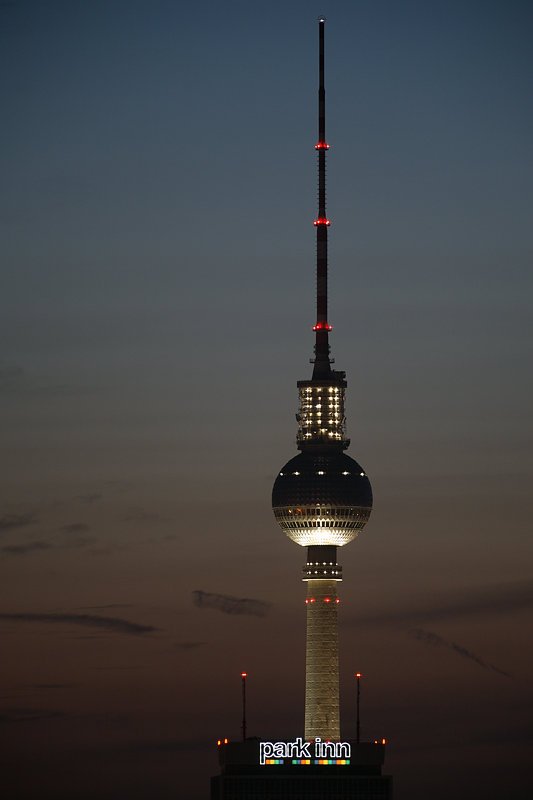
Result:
[0, 513, 36, 531]
[1, 541, 52, 555]
[192, 590, 271, 617]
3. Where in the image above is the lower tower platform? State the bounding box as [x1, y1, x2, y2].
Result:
[211, 739, 392, 800]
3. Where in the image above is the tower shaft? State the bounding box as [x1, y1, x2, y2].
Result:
[305, 576, 340, 740]
[304, 542, 341, 741]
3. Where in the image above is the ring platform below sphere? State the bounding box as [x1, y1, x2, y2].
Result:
[272, 451, 373, 547]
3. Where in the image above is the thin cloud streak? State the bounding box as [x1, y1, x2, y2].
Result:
[31, 684, 74, 690]
[192, 590, 272, 617]
[354, 578, 533, 626]
[0, 708, 65, 724]
[0, 613, 158, 636]
[121, 507, 169, 524]
[60, 523, 90, 533]
[1, 536, 97, 555]
[1, 541, 52, 555]
[79, 604, 134, 610]
[76, 494, 103, 504]
[409, 628, 510, 677]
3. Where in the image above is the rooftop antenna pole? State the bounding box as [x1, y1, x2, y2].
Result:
[356, 673, 361, 743]
[313, 15, 332, 380]
[241, 672, 247, 742]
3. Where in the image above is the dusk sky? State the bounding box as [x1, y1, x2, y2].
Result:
[1, 1, 532, 798]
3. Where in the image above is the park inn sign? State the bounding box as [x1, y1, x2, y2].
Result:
[260, 738, 351, 765]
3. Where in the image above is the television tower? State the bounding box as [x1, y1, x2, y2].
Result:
[272, 16, 373, 742]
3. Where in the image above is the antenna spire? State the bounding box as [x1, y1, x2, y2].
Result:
[313, 16, 332, 379]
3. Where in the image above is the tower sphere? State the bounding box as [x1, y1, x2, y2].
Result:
[272, 451, 373, 547]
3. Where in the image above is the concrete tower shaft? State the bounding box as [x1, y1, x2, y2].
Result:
[304, 542, 341, 741]
[305, 578, 340, 740]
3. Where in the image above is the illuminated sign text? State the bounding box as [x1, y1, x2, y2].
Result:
[260, 738, 351, 765]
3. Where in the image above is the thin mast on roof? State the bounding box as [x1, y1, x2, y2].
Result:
[241, 672, 247, 742]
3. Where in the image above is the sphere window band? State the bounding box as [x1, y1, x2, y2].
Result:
[273, 506, 371, 547]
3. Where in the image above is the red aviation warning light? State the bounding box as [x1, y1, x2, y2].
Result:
[313, 321, 332, 331]
[313, 217, 330, 226]
[315, 141, 330, 150]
